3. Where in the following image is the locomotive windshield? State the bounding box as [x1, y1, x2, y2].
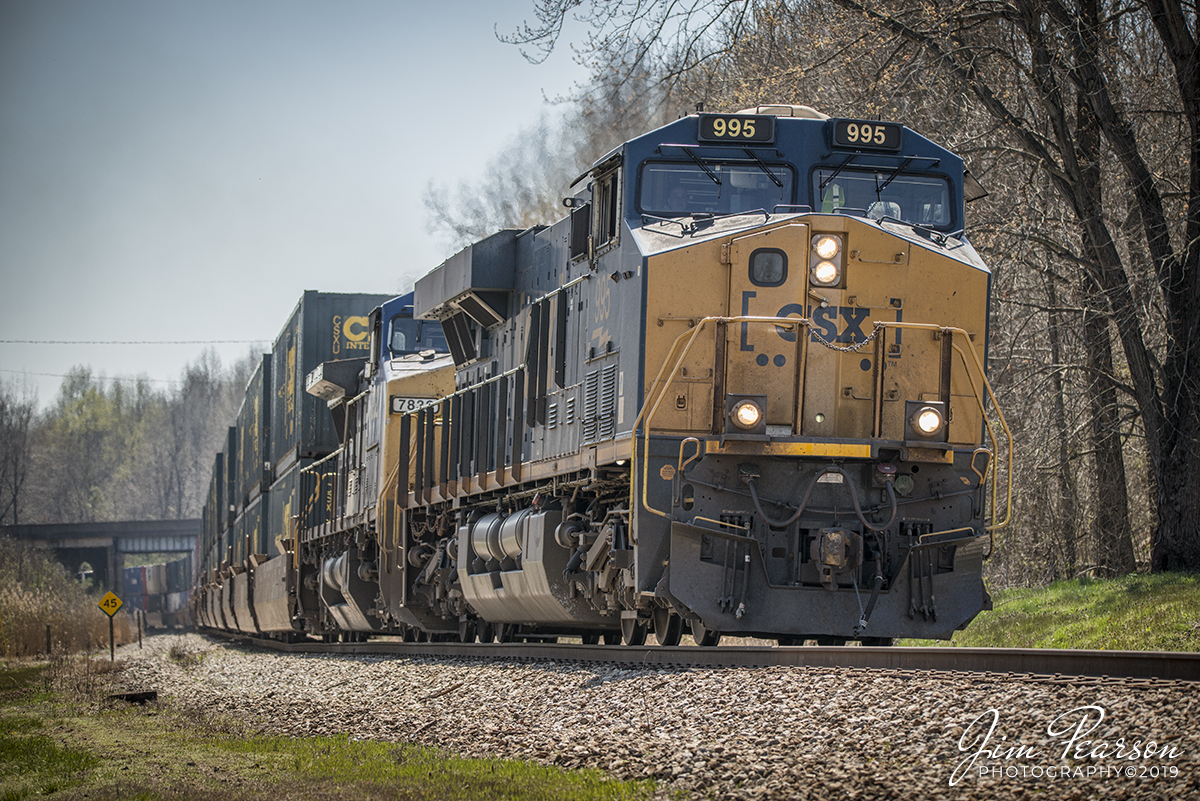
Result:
[812, 168, 952, 228]
[640, 161, 794, 216]
[389, 316, 447, 356]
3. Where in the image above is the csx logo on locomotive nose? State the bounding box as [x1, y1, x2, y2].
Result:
[767, 301, 898, 346]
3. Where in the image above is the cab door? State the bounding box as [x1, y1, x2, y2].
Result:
[725, 223, 809, 432]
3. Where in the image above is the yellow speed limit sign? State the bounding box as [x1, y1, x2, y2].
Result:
[98, 591, 123, 617]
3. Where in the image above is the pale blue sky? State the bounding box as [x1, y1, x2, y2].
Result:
[0, 0, 587, 405]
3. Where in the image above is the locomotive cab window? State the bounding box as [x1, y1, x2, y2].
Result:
[640, 161, 795, 216]
[594, 170, 620, 250]
[812, 168, 952, 228]
[749, 249, 787, 286]
[389, 316, 448, 356]
[569, 202, 591, 260]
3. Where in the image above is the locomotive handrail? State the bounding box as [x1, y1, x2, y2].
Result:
[633, 316, 1014, 541]
[633, 315, 804, 521]
[875, 321, 1014, 535]
[678, 437, 703, 476]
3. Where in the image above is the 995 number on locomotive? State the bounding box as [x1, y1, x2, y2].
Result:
[833, 118, 902, 150]
[698, 113, 775, 143]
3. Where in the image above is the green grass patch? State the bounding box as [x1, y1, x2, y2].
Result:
[0, 712, 99, 801]
[0, 666, 46, 696]
[0, 661, 654, 801]
[214, 735, 652, 801]
[903, 572, 1200, 650]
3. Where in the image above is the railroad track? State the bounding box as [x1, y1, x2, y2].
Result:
[206, 631, 1200, 683]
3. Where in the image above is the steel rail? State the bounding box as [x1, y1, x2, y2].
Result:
[205, 632, 1200, 683]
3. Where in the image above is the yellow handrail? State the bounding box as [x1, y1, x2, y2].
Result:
[630, 316, 1014, 542]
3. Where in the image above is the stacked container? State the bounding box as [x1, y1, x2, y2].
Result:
[234, 355, 272, 560]
[271, 291, 389, 472]
[236, 355, 272, 508]
[266, 291, 388, 558]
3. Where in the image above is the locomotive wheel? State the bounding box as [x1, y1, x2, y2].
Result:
[691, 621, 722, 647]
[815, 636, 847, 646]
[416, 629, 430, 643]
[402, 627, 417, 642]
[601, 630, 622, 645]
[620, 618, 647, 646]
[581, 632, 600, 645]
[652, 608, 682, 647]
[497, 623, 517, 643]
[477, 622, 496, 643]
[776, 635, 803, 646]
[458, 620, 476, 643]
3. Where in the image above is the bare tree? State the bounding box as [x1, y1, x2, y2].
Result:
[425, 76, 684, 250]
[506, 0, 1199, 572]
[20, 350, 255, 524]
[0, 377, 36, 525]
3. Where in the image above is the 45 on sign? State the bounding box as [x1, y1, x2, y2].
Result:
[98, 591, 123, 617]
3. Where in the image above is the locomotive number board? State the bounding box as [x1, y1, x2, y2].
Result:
[698, 113, 775, 144]
[833, 119, 903, 150]
[390, 396, 435, 414]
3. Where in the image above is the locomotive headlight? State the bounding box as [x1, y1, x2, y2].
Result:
[725, 393, 768, 435]
[813, 235, 841, 260]
[732, 400, 763, 430]
[913, 406, 944, 435]
[811, 260, 840, 286]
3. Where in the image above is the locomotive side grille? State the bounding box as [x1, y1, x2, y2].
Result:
[566, 396, 576, 425]
[582, 369, 600, 443]
[547, 402, 558, 429]
[599, 364, 618, 440]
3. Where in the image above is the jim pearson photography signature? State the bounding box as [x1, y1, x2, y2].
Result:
[950, 705, 1185, 786]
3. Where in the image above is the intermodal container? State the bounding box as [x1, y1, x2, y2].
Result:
[223, 426, 238, 525]
[265, 458, 314, 559]
[270, 291, 390, 473]
[203, 454, 224, 572]
[236, 355, 272, 506]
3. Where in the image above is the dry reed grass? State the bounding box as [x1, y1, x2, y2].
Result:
[0, 535, 132, 661]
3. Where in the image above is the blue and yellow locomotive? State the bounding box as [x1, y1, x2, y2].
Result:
[290, 103, 1011, 646]
[197, 104, 1011, 646]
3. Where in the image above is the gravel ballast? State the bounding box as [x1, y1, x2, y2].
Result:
[117, 633, 1198, 800]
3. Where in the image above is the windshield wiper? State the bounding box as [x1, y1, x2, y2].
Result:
[743, 148, 783, 188]
[679, 147, 721, 186]
[875, 157, 915, 195]
[819, 154, 858, 192]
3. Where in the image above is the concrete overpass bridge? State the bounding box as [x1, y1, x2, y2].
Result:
[2, 519, 199, 590]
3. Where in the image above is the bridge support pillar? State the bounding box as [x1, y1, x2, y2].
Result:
[107, 540, 124, 592]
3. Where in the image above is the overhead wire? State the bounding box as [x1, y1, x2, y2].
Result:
[0, 339, 267, 345]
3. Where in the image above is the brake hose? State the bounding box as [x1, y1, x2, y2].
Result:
[745, 465, 898, 533]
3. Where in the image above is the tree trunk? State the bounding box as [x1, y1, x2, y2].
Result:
[1075, 65, 1135, 576]
[1044, 271, 1078, 576]
[1151, 394, 1200, 570]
